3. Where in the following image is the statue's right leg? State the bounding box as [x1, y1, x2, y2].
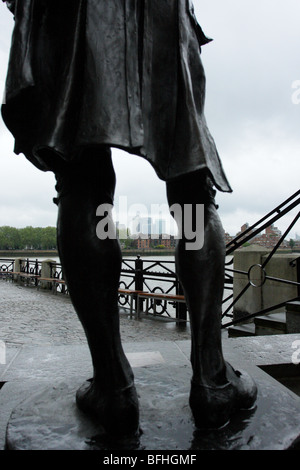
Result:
[166, 171, 257, 429]
[54, 148, 139, 438]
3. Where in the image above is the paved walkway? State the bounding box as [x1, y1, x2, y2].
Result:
[0, 280, 191, 347]
[2, 280, 300, 450]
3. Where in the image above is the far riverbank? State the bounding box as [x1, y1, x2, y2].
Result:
[0, 246, 298, 261]
[0, 249, 176, 259]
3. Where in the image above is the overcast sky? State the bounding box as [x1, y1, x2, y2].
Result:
[0, 1, 299, 237]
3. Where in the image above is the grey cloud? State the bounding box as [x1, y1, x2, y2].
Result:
[0, 1, 299, 237]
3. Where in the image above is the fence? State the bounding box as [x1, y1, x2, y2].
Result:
[118, 256, 187, 323]
[0, 256, 188, 323]
[0, 190, 299, 329]
[1, 249, 299, 328]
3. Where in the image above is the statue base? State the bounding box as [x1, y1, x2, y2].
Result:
[4, 358, 300, 450]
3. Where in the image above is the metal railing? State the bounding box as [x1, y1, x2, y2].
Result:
[118, 256, 186, 323]
[20, 258, 41, 276]
[0, 258, 15, 279]
[222, 190, 300, 328]
[49, 262, 68, 294]
[0, 191, 299, 329]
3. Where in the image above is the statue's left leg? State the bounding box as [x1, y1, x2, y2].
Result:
[166, 171, 257, 429]
[54, 148, 139, 437]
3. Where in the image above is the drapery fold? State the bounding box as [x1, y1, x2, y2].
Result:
[2, 0, 231, 192]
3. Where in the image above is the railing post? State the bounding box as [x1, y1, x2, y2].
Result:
[40, 259, 55, 291]
[60, 265, 66, 294]
[34, 259, 39, 275]
[176, 278, 187, 327]
[135, 255, 144, 313]
[13, 258, 25, 281]
[34, 259, 39, 286]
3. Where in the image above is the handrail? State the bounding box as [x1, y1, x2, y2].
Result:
[222, 191, 300, 325]
[226, 190, 300, 255]
[222, 296, 300, 328]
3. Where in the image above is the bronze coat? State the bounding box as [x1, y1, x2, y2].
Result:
[2, 0, 231, 192]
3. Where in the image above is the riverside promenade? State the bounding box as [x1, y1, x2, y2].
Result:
[0, 279, 192, 347]
[1, 278, 300, 450]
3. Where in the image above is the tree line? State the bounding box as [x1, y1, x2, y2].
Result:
[0, 226, 57, 250]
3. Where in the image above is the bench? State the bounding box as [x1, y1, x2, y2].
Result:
[118, 289, 142, 318]
[136, 291, 186, 319]
[37, 282, 140, 315]
[0, 270, 186, 321]
[4, 271, 40, 286]
[0, 270, 14, 281]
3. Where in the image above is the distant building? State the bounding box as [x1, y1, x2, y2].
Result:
[241, 223, 250, 233]
[132, 233, 176, 250]
[134, 235, 151, 250]
[224, 232, 233, 244]
[254, 223, 282, 248]
[233, 223, 284, 248]
[152, 234, 176, 249]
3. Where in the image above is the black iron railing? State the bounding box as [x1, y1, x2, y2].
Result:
[222, 190, 300, 328]
[118, 256, 186, 322]
[0, 258, 15, 279]
[49, 262, 67, 294]
[0, 191, 299, 328]
[225, 190, 300, 256]
[20, 258, 42, 276]
[20, 258, 41, 286]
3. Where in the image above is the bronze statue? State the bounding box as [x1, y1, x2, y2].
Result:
[2, 0, 257, 437]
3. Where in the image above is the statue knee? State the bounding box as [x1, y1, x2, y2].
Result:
[166, 171, 218, 251]
[54, 147, 116, 206]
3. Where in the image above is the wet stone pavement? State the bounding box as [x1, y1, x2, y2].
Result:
[2, 280, 300, 450]
[0, 280, 192, 347]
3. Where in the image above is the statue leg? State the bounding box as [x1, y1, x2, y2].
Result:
[55, 148, 139, 437]
[166, 171, 257, 429]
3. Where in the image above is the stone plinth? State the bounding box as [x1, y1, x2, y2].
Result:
[1, 338, 300, 450]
